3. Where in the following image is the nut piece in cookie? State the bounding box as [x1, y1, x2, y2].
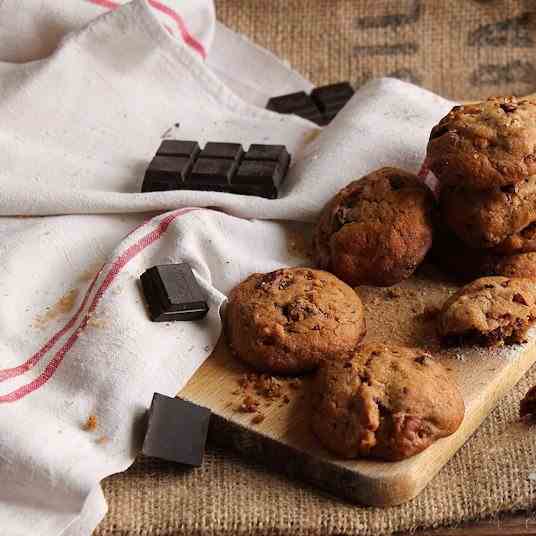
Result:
[438, 276, 536, 346]
[311, 343, 464, 461]
[440, 176, 536, 248]
[313, 167, 435, 287]
[427, 97, 536, 191]
[225, 267, 366, 375]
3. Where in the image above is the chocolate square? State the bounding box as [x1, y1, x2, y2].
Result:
[244, 144, 290, 172]
[311, 82, 354, 117]
[142, 156, 192, 192]
[200, 142, 244, 161]
[140, 264, 209, 322]
[233, 160, 283, 199]
[156, 140, 200, 158]
[186, 158, 237, 190]
[142, 393, 211, 467]
[266, 91, 323, 124]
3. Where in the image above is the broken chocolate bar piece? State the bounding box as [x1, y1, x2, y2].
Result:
[311, 82, 354, 113]
[266, 91, 323, 124]
[142, 393, 211, 467]
[140, 263, 209, 322]
[266, 82, 354, 125]
[142, 140, 291, 198]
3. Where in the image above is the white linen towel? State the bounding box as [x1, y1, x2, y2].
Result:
[0, 1, 454, 534]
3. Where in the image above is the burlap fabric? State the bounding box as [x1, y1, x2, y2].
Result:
[95, 1, 536, 534]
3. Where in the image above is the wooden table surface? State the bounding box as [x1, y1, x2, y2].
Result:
[405, 511, 536, 535]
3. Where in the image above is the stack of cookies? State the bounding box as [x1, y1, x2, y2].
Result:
[427, 96, 536, 281]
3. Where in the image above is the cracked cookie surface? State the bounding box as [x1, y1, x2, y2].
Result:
[440, 176, 536, 248]
[439, 276, 536, 346]
[311, 343, 464, 461]
[427, 97, 536, 191]
[225, 267, 366, 375]
[313, 167, 435, 287]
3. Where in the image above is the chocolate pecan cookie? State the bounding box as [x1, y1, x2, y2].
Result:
[427, 97, 536, 191]
[225, 267, 366, 375]
[438, 276, 536, 346]
[311, 343, 464, 461]
[313, 167, 435, 287]
[440, 176, 536, 248]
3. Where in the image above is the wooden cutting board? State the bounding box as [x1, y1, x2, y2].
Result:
[181, 91, 536, 507]
[180, 263, 536, 507]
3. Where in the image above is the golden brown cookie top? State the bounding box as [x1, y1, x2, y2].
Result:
[427, 97, 536, 190]
[225, 267, 366, 375]
[311, 343, 464, 461]
[313, 167, 435, 287]
[439, 276, 536, 346]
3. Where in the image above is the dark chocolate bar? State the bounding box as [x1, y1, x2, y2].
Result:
[142, 393, 211, 467]
[140, 263, 209, 322]
[266, 82, 354, 125]
[142, 140, 291, 197]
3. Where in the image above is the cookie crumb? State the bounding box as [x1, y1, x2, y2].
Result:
[251, 413, 265, 425]
[254, 374, 283, 399]
[82, 415, 97, 432]
[238, 396, 259, 413]
[96, 436, 109, 445]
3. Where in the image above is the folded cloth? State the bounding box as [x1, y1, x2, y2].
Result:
[0, 1, 454, 535]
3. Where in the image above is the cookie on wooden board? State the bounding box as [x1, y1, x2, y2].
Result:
[438, 276, 536, 346]
[440, 176, 536, 249]
[427, 97, 536, 191]
[225, 267, 366, 375]
[311, 343, 464, 461]
[313, 167, 435, 287]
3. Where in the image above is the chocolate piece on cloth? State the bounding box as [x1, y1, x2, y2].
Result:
[140, 263, 209, 322]
[311, 82, 354, 123]
[142, 393, 211, 467]
[142, 140, 291, 198]
[266, 91, 323, 124]
[266, 82, 354, 125]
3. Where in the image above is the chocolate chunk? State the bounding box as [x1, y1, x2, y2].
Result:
[142, 156, 193, 192]
[200, 142, 244, 161]
[142, 140, 291, 198]
[156, 140, 200, 158]
[140, 264, 209, 322]
[311, 82, 354, 116]
[266, 82, 354, 125]
[233, 160, 284, 199]
[266, 91, 323, 124]
[142, 393, 211, 467]
[187, 158, 237, 190]
[244, 144, 290, 172]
